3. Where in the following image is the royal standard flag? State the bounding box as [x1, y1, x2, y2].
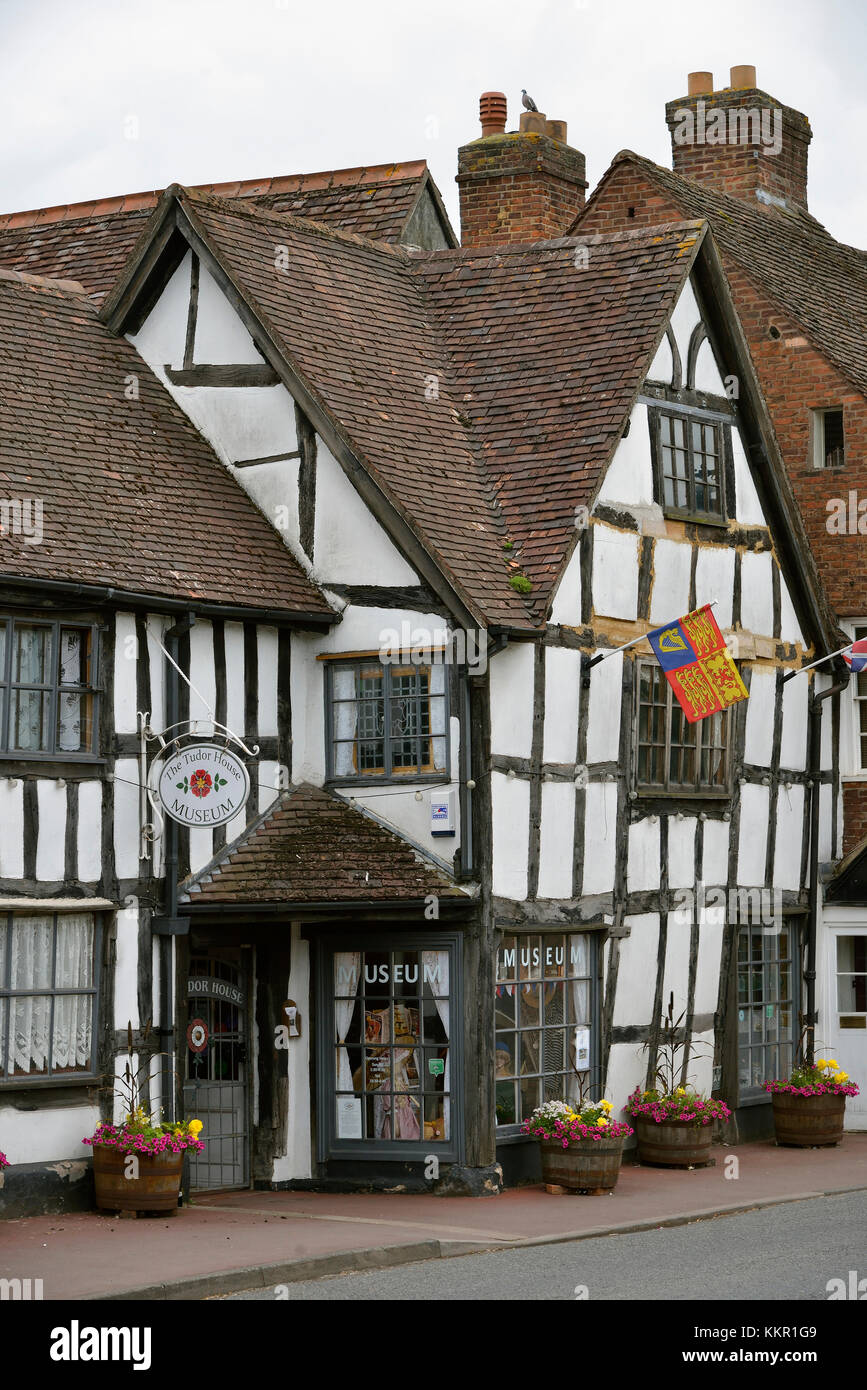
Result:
[647, 604, 748, 724]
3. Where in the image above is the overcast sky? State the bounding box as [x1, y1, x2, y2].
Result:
[2, 0, 865, 246]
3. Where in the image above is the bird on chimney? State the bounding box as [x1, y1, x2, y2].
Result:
[521, 89, 538, 112]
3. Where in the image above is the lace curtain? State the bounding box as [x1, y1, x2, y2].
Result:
[1, 914, 94, 1076]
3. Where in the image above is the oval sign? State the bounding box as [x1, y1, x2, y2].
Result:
[187, 1018, 209, 1053]
[157, 742, 250, 828]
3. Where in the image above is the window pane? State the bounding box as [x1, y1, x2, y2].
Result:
[51, 994, 93, 1072]
[57, 691, 93, 753]
[14, 625, 52, 684]
[55, 914, 94, 988]
[58, 628, 90, 687]
[9, 689, 51, 752]
[11, 995, 52, 1076]
[10, 915, 54, 989]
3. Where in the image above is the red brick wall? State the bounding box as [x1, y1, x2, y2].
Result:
[664, 90, 812, 210]
[457, 133, 587, 246]
[843, 784, 867, 856]
[578, 163, 867, 618]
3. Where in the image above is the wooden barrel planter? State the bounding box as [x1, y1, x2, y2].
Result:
[92, 1145, 184, 1215]
[539, 1135, 625, 1192]
[634, 1117, 713, 1168]
[771, 1092, 846, 1148]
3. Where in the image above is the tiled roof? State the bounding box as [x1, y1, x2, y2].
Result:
[0, 268, 333, 616]
[170, 192, 703, 624]
[0, 162, 445, 301]
[179, 782, 469, 905]
[572, 151, 867, 398]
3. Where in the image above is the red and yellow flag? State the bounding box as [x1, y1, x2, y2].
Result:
[647, 604, 748, 724]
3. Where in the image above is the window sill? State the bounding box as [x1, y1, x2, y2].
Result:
[661, 508, 728, 530]
[633, 789, 732, 803]
[0, 756, 106, 775]
[0, 1074, 101, 1091]
[326, 774, 449, 789]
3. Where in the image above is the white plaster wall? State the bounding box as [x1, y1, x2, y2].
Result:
[542, 647, 580, 765]
[737, 784, 769, 884]
[662, 908, 692, 1016]
[669, 816, 697, 889]
[695, 547, 735, 630]
[492, 772, 530, 900]
[113, 612, 138, 735]
[779, 678, 808, 771]
[778, 575, 805, 646]
[271, 924, 312, 1181]
[537, 781, 575, 898]
[627, 819, 660, 893]
[694, 888, 726, 1017]
[313, 442, 418, 586]
[0, 780, 24, 878]
[128, 250, 191, 368]
[188, 621, 216, 734]
[36, 782, 66, 881]
[688, 1028, 715, 1095]
[702, 818, 730, 885]
[645, 335, 673, 385]
[605, 1041, 646, 1110]
[188, 828, 213, 877]
[145, 615, 167, 735]
[592, 525, 638, 621]
[290, 631, 326, 785]
[732, 428, 764, 526]
[193, 263, 264, 364]
[744, 667, 776, 766]
[77, 781, 103, 881]
[740, 551, 774, 636]
[490, 643, 535, 759]
[818, 782, 833, 860]
[113, 757, 140, 881]
[258, 760, 286, 814]
[613, 916, 659, 1026]
[0, 1104, 100, 1163]
[649, 539, 691, 626]
[668, 278, 702, 364]
[774, 784, 805, 888]
[548, 546, 582, 627]
[693, 337, 727, 394]
[586, 653, 622, 764]
[582, 782, 618, 895]
[595, 403, 654, 509]
[224, 622, 246, 738]
[113, 898, 139, 1029]
[257, 627, 279, 737]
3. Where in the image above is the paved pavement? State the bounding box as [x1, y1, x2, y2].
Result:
[220, 1191, 867, 1300]
[1, 1136, 865, 1300]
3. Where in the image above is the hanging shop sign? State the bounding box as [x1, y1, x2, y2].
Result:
[157, 742, 250, 828]
[187, 976, 246, 1006]
[187, 1019, 209, 1053]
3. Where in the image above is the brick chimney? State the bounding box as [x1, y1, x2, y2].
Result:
[457, 92, 588, 246]
[666, 66, 812, 211]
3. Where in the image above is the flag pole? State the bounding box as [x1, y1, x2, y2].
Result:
[781, 641, 854, 684]
[584, 601, 719, 669]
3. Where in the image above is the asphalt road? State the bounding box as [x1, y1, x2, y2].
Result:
[220, 1192, 866, 1300]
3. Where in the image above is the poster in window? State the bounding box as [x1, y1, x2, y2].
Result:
[337, 1096, 363, 1139]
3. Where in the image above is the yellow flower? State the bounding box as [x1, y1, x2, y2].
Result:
[827, 1059, 839, 1070]
[601, 1100, 613, 1111]
[815, 1058, 828, 1070]
[188, 1119, 203, 1136]
[676, 1087, 686, 1096]
[597, 1117, 609, 1127]
[833, 1071, 849, 1083]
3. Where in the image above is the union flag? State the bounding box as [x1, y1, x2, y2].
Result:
[647, 604, 748, 724]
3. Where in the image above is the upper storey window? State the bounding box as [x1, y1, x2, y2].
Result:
[812, 408, 845, 470]
[0, 619, 99, 759]
[650, 407, 728, 523]
[326, 659, 448, 783]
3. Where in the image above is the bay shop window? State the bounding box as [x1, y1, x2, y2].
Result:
[0, 912, 101, 1083]
[320, 938, 460, 1159]
[495, 933, 595, 1131]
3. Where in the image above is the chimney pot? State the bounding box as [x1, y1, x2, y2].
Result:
[519, 110, 547, 135]
[479, 91, 507, 137]
[730, 64, 757, 89]
[687, 71, 714, 96]
[545, 118, 568, 142]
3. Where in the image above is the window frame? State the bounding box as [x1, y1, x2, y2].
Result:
[0, 910, 103, 1089]
[325, 657, 450, 785]
[648, 404, 731, 525]
[0, 616, 101, 761]
[845, 622, 867, 777]
[494, 930, 599, 1144]
[811, 407, 846, 470]
[634, 658, 732, 798]
[735, 917, 800, 1106]
[316, 932, 463, 1163]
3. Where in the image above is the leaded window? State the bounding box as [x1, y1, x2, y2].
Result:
[328, 660, 447, 780]
[652, 409, 726, 521]
[0, 618, 99, 757]
[495, 933, 594, 1129]
[737, 921, 797, 1097]
[0, 912, 101, 1083]
[636, 661, 729, 793]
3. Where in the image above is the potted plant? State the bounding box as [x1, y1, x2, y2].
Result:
[764, 1054, 859, 1148]
[523, 1095, 633, 1193]
[82, 1023, 204, 1215]
[625, 993, 732, 1167]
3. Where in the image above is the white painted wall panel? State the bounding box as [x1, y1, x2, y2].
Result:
[188, 621, 216, 734]
[0, 780, 24, 878]
[586, 653, 622, 764]
[113, 898, 139, 1029]
[193, 263, 264, 364]
[224, 622, 246, 739]
[128, 250, 190, 368]
[693, 337, 727, 394]
[36, 782, 66, 881]
[145, 615, 166, 735]
[737, 784, 769, 884]
[627, 819, 660, 892]
[732, 427, 765, 526]
[740, 552, 774, 636]
[592, 525, 638, 621]
[492, 772, 530, 900]
[669, 817, 697, 889]
[613, 915, 659, 1026]
[774, 784, 805, 888]
[313, 442, 418, 585]
[695, 547, 734, 630]
[542, 647, 580, 764]
[537, 781, 575, 898]
[0, 1104, 100, 1163]
[818, 783, 833, 860]
[779, 678, 808, 772]
[778, 575, 804, 646]
[669, 278, 702, 364]
[113, 757, 140, 881]
[596, 404, 654, 508]
[548, 545, 582, 627]
[582, 782, 618, 895]
[77, 781, 103, 882]
[490, 643, 535, 760]
[258, 760, 284, 813]
[188, 828, 214, 876]
[257, 627, 279, 737]
[605, 1041, 646, 1110]
[744, 667, 776, 766]
[662, 908, 692, 1015]
[645, 335, 673, 385]
[649, 538, 692, 625]
[113, 613, 138, 735]
[290, 631, 326, 785]
[702, 818, 730, 885]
